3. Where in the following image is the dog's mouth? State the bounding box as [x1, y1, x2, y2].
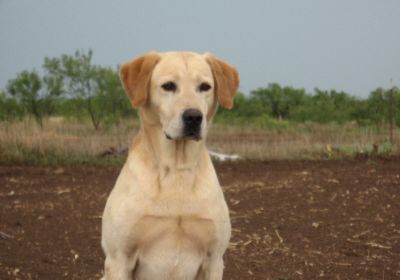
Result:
[164, 132, 202, 141]
[184, 134, 202, 141]
[165, 133, 173, 140]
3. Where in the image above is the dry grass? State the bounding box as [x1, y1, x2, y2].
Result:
[209, 122, 400, 159]
[0, 117, 399, 163]
[0, 118, 138, 164]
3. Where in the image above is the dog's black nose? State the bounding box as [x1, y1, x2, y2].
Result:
[182, 109, 203, 127]
[182, 109, 203, 139]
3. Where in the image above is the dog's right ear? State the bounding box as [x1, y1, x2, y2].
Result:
[119, 53, 160, 107]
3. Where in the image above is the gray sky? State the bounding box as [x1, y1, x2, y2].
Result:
[1, 0, 399, 97]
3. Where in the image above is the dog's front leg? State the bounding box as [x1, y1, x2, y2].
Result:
[102, 255, 137, 280]
[196, 256, 224, 280]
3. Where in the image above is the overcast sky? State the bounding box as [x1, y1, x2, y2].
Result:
[1, 0, 399, 97]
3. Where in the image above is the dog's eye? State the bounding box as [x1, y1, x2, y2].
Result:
[198, 82, 211, 92]
[161, 81, 177, 92]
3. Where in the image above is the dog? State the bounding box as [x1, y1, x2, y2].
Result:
[101, 51, 239, 280]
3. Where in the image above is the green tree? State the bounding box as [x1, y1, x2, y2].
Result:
[367, 88, 388, 124]
[395, 88, 400, 127]
[0, 90, 25, 121]
[215, 92, 264, 125]
[251, 83, 306, 120]
[45, 50, 98, 128]
[45, 50, 128, 129]
[350, 99, 371, 125]
[90, 66, 131, 126]
[6, 70, 63, 127]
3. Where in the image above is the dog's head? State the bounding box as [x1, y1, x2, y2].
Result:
[119, 51, 239, 141]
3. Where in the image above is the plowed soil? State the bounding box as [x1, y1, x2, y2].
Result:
[1, 159, 399, 279]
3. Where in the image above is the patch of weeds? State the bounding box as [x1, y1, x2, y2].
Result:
[0, 143, 125, 166]
[380, 141, 393, 155]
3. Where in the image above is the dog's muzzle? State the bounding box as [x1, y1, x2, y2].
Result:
[182, 109, 203, 140]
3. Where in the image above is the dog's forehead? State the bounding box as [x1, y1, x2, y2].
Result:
[152, 52, 212, 79]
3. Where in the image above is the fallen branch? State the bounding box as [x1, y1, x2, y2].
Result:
[0, 231, 14, 240]
[334, 262, 352, 266]
[365, 242, 391, 249]
[275, 229, 283, 243]
[352, 230, 370, 239]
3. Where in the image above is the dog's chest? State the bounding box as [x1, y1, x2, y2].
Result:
[130, 172, 226, 255]
[131, 214, 216, 279]
[135, 214, 217, 252]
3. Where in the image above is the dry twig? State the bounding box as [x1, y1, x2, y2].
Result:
[275, 229, 283, 243]
[0, 231, 14, 240]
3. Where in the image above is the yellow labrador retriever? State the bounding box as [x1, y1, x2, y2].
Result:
[101, 51, 239, 280]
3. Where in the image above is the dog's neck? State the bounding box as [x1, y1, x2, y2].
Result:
[133, 118, 207, 172]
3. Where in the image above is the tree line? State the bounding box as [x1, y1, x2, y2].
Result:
[1, 50, 131, 129]
[0, 50, 399, 129]
[217, 84, 399, 128]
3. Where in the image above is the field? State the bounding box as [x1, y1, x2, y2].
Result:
[1, 159, 399, 279]
[0, 118, 399, 163]
[0, 119, 399, 279]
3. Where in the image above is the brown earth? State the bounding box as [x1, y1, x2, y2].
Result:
[0, 159, 399, 280]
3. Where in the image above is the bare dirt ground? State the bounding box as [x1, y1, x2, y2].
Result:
[0, 159, 399, 279]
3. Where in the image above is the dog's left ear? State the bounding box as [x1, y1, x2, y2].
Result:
[205, 54, 240, 109]
[119, 52, 160, 107]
